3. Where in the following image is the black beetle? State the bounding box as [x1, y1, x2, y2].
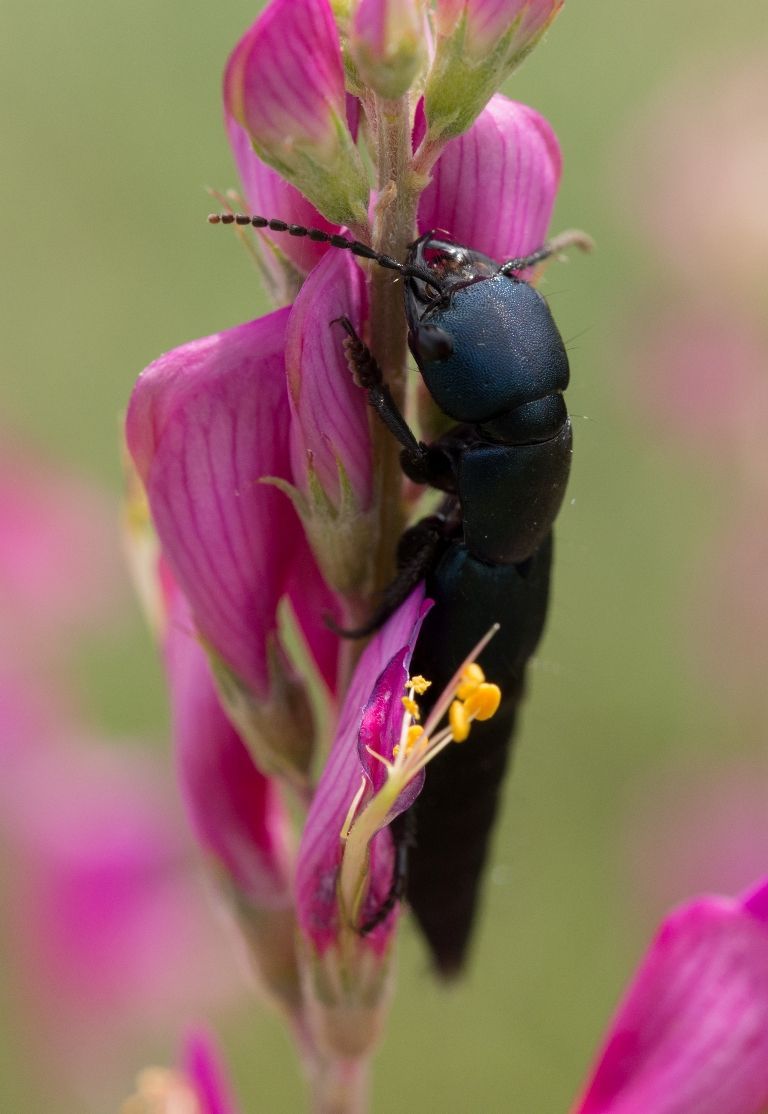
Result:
[210, 213, 587, 974]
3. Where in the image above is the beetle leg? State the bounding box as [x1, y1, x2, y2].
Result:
[332, 316, 430, 471]
[326, 512, 451, 639]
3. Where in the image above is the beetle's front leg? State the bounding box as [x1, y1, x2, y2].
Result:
[332, 316, 456, 490]
[333, 315, 424, 459]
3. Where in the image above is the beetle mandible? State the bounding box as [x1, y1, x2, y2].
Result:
[210, 213, 589, 974]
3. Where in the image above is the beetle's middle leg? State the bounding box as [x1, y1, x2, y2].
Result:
[327, 509, 456, 638]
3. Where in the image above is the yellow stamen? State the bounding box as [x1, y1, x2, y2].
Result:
[410, 675, 431, 695]
[456, 661, 486, 700]
[449, 699, 471, 742]
[401, 695, 420, 719]
[464, 682, 502, 721]
[407, 724, 425, 750]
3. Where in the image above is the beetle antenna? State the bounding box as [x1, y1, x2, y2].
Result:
[208, 212, 442, 288]
[498, 229, 594, 276]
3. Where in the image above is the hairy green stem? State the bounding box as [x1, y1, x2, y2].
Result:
[366, 94, 420, 594]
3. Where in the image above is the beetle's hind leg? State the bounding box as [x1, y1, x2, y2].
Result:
[327, 512, 451, 639]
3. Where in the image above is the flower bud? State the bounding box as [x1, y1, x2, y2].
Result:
[224, 0, 370, 230]
[424, 0, 565, 143]
[349, 0, 427, 100]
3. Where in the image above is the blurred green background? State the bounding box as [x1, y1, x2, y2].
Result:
[2, 1, 767, 1110]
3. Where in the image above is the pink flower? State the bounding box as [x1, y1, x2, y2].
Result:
[418, 93, 561, 267]
[295, 586, 430, 957]
[424, 0, 565, 142]
[285, 251, 372, 512]
[435, 0, 564, 57]
[126, 311, 341, 705]
[572, 878, 768, 1114]
[225, 114, 337, 288]
[224, 0, 369, 228]
[164, 587, 292, 906]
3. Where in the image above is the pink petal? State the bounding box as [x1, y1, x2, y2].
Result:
[225, 114, 338, 277]
[285, 543, 342, 695]
[165, 588, 291, 904]
[285, 250, 373, 510]
[357, 650, 425, 816]
[573, 891, 768, 1114]
[183, 1029, 240, 1114]
[435, 0, 564, 56]
[418, 94, 561, 265]
[126, 311, 300, 697]
[295, 587, 429, 952]
[225, 0, 346, 155]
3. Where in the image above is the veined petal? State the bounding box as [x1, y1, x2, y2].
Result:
[226, 114, 338, 279]
[285, 543, 343, 696]
[286, 251, 372, 510]
[126, 311, 297, 698]
[295, 587, 429, 953]
[165, 589, 291, 906]
[224, 0, 369, 228]
[419, 94, 561, 266]
[573, 887, 768, 1114]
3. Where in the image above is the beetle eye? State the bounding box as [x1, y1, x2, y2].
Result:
[414, 323, 454, 361]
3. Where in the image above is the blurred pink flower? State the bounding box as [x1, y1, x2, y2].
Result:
[572, 878, 768, 1114]
[624, 311, 766, 456]
[0, 442, 125, 665]
[623, 760, 768, 925]
[623, 57, 768, 304]
[0, 678, 241, 1083]
[692, 515, 768, 703]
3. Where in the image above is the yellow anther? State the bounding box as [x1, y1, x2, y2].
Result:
[410, 675, 431, 695]
[401, 695, 420, 719]
[456, 661, 486, 700]
[449, 699, 471, 743]
[464, 682, 502, 722]
[406, 725, 425, 751]
[393, 743, 400, 757]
